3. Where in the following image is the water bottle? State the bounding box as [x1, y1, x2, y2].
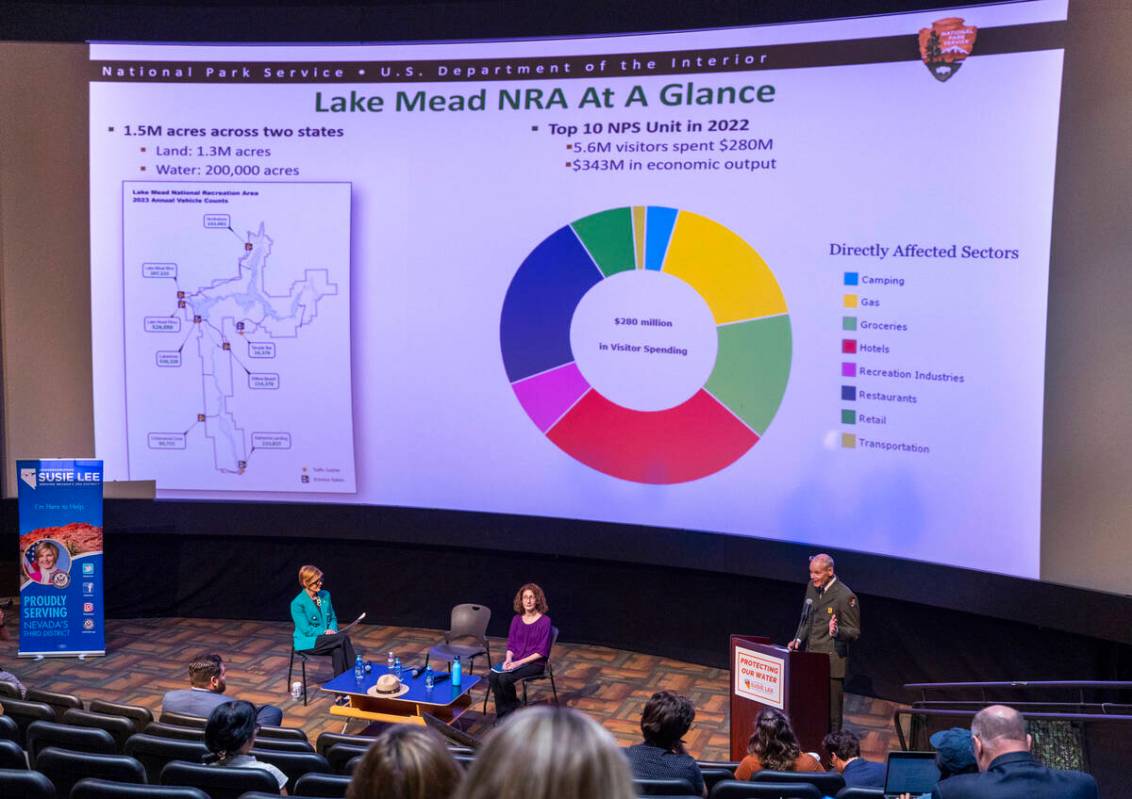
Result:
[354, 655, 364, 682]
[387, 651, 395, 670]
[451, 656, 462, 687]
[425, 665, 435, 690]
[394, 656, 402, 677]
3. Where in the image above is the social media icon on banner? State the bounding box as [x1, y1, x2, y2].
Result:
[83, 582, 94, 594]
[83, 602, 94, 613]
[82, 563, 94, 575]
[83, 619, 95, 631]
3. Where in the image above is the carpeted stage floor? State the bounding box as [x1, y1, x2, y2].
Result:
[0, 613, 905, 762]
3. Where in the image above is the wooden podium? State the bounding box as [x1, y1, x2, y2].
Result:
[729, 635, 831, 760]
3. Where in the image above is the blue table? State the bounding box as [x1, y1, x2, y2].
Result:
[321, 665, 482, 730]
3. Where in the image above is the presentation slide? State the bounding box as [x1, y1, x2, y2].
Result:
[89, 0, 1067, 578]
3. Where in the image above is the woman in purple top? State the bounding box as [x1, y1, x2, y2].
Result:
[489, 582, 553, 719]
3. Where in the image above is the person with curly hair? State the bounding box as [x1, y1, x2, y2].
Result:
[488, 582, 553, 720]
[735, 708, 822, 780]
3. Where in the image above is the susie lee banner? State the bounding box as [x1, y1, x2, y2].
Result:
[17, 459, 106, 657]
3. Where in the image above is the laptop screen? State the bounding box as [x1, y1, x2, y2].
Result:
[885, 752, 941, 796]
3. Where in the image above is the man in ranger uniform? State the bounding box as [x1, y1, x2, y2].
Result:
[788, 553, 860, 731]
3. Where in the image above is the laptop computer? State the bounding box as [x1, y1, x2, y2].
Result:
[884, 751, 941, 799]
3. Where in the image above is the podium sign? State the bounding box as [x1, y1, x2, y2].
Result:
[17, 459, 106, 657]
[734, 645, 785, 708]
[729, 635, 829, 760]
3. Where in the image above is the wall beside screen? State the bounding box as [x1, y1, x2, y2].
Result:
[3, 0, 1132, 691]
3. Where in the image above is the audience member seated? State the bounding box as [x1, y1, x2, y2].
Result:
[931, 705, 1098, 799]
[0, 660, 25, 697]
[163, 652, 283, 727]
[489, 583, 553, 720]
[203, 700, 289, 792]
[456, 706, 636, 799]
[291, 564, 356, 677]
[930, 727, 978, 780]
[735, 708, 822, 780]
[347, 725, 461, 799]
[625, 690, 706, 796]
[822, 729, 884, 789]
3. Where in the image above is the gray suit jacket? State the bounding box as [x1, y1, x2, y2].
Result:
[162, 688, 283, 727]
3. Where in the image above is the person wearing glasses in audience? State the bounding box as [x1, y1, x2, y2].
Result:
[291, 564, 356, 676]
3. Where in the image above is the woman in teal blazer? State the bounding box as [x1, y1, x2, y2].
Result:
[291, 564, 356, 676]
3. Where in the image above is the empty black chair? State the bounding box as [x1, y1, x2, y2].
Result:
[88, 701, 155, 729]
[324, 743, 367, 775]
[160, 760, 279, 799]
[35, 747, 146, 798]
[0, 767, 56, 799]
[124, 734, 210, 784]
[293, 772, 350, 798]
[62, 708, 139, 751]
[635, 778, 697, 795]
[249, 749, 331, 783]
[701, 768, 736, 793]
[1, 698, 55, 745]
[344, 754, 363, 774]
[249, 737, 314, 753]
[144, 722, 206, 741]
[752, 770, 845, 797]
[835, 790, 884, 799]
[0, 714, 19, 742]
[0, 682, 22, 699]
[710, 780, 821, 799]
[73, 778, 210, 799]
[158, 711, 208, 729]
[25, 689, 83, 722]
[255, 726, 309, 743]
[26, 720, 117, 767]
[314, 732, 374, 758]
[0, 738, 27, 769]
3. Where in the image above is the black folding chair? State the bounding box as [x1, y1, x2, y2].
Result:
[124, 733, 210, 783]
[248, 748, 331, 783]
[72, 778, 209, 799]
[635, 778, 697, 795]
[25, 688, 83, 722]
[0, 768, 56, 799]
[292, 772, 350, 797]
[752, 770, 845, 797]
[62, 708, 139, 751]
[0, 698, 55, 746]
[26, 720, 117, 767]
[35, 747, 146, 798]
[710, 780, 821, 799]
[160, 760, 279, 799]
[88, 701, 155, 730]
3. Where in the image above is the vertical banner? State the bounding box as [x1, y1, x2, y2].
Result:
[17, 459, 106, 657]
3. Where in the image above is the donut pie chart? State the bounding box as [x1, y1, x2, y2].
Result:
[500, 206, 791, 484]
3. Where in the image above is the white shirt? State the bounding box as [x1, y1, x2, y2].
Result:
[215, 754, 288, 789]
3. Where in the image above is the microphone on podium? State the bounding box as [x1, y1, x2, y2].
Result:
[798, 597, 813, 627]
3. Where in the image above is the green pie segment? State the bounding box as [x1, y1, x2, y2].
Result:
[571, 207, 636, 278]
[705, 315, 792, 433]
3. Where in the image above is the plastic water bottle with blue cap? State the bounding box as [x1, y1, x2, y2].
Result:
[354, 655, 364, 682]
[425, 665, 435, 690]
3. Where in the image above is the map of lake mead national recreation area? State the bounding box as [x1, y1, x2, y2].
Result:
[121, 181, 356, 493]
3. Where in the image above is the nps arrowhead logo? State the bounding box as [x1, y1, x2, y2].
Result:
[919, 17, 978, 82]
[20, 467, 37, 490]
